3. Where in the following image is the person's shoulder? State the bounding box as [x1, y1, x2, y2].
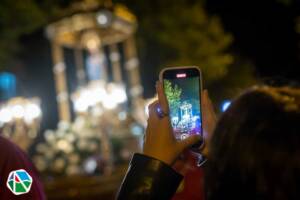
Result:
[0, 135, 33, 170]
[0, 136, 46, 199]
[0, 135, 17, 148]
[0, 136, 23, 158]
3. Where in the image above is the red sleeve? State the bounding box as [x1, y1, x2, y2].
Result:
[0, 136, 46, 200]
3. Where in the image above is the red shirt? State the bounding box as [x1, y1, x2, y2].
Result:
[172, 152, 205, 200]
[0, 136, 46, 199]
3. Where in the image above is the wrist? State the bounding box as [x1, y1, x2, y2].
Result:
[142, 151, 174, 166]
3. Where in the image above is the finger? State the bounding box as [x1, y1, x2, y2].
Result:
[148, 100, 158, 114]
[148, 100, 158, 111]
[201, 90, 216, 149]
[177, 135, 202, 152]
[144, 125, 150, 143]
[156, 81, 170, 113]
[202, 90, 209, 122]
[202, 89, 209, 108]
[148, 101, 160, 122]
[205, 91, 217, 121]
[202, 90, 216, 120]
[145, 101, 159, 141]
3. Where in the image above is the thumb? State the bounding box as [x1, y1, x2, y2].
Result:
[177, 135, 202, 152]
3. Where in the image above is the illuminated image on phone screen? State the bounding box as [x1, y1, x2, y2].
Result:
[163, 72, 202, 140]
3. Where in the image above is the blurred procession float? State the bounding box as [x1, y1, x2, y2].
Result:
[42, 0, 145, 175]
[1, 0, 147, 199]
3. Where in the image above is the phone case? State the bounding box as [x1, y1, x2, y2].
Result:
[159, 66, 203, 92]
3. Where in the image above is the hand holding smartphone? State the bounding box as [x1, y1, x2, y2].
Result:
[143, 80, 202, 165]
[159, 66, 203, 149]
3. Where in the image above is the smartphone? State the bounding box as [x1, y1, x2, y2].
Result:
[159, 66, 203, 148]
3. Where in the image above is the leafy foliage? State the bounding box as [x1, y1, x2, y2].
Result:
[117, 0, 233, 83]
[155, 3, 233, 82]
[0, 0, 234, 82]
[0, 0, 80, 68]
[0, 0, 46, 68]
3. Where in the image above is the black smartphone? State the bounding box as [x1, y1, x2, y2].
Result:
[159, 66, 203, 148]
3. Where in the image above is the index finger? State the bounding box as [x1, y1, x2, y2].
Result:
[148, 100, 160, 122]
[156, 81, 170, 113]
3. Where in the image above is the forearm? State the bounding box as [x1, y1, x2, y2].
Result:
[117, 153, 183, 200]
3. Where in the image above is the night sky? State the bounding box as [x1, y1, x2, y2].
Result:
[16, 0, 300, 130]
[206, 0, 300, 80]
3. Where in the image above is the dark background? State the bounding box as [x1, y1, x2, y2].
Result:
[206, 0, 300, 80]
[1, 0, 299, 130]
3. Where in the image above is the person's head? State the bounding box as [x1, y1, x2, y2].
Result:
[206, 86, 300, 200]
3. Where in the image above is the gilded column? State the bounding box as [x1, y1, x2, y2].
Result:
[109, 44, 122, 83]
[124, 36, 143, 101]
[51, 40, 71, 122]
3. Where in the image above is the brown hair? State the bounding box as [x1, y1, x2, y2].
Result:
[206, 86, 300, 200]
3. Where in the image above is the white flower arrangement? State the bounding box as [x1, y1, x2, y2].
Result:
[32, 110, 143, 177]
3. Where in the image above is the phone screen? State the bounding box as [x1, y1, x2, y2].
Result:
[162, 68, 202, 142]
